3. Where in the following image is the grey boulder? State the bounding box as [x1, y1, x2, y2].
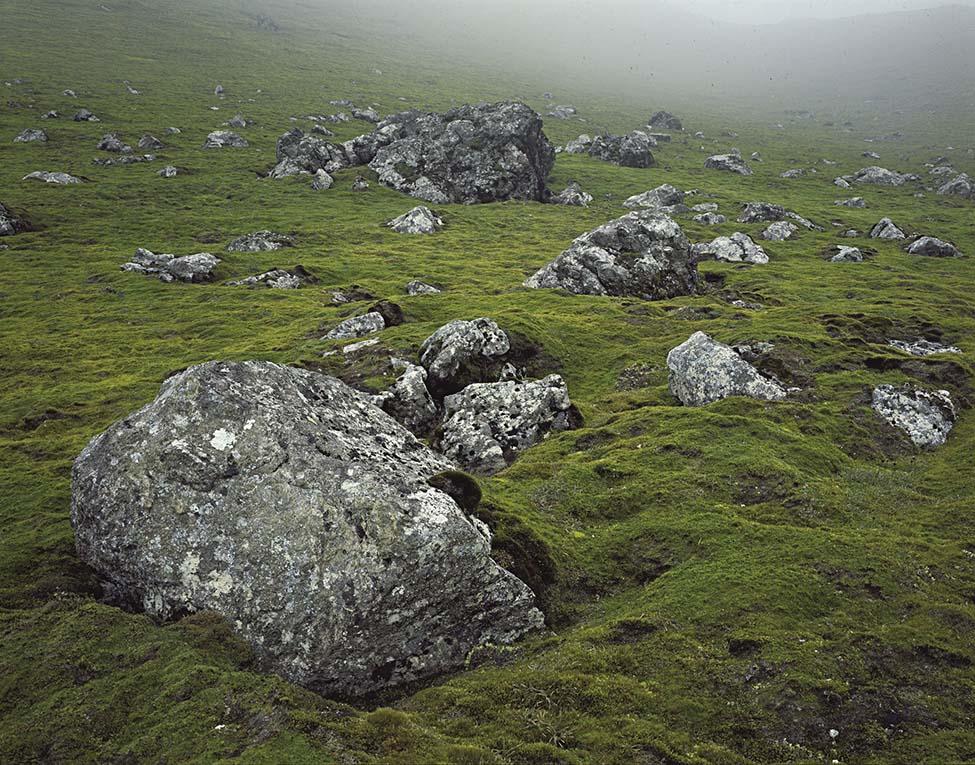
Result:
[440, 375, 577, 475]
[694, 212, 726, 225]
[550, 181, 593, 207]
[0, 202, 29, 236]
[374, 363, 439, 436]
[905, 237, 962, 258]
[835, 197, 866, 208]
[869, 217, 905, 239]
[14, 128, 47, 143]
[830, 246, 865, 262]
[871, 384, 955, 448]
[851, 166, 916, 186]
[524, 211, 698, 301]
[387, 206, 444, 234]
[563, 134, 593, 154]
[406, 280, 442, 295]
[97, 133, 133, 153]
[138, 134, 164, 150]
[648, 110, 682, 130]
[310, 169, 334, 190]
[705, 153, 752, 175]
[419, 318, 511, 396]
[667, 331, 787, 406]
[760, 221, 798, 241]
[324, 312, 386, 340]
[121, 248, 219, 283]
[694, 232, 768, 264]
[203, 131, 248, 149]
[71, 360, 543, 697]
[623, 184, 684, 212]
[227, 231, 295, 252]
[23, 171, 82, 185]
[937, 173, 973, 199]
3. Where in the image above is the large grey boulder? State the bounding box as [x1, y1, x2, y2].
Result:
[23, 170, 82, 185]
[588, 132, 655, 168]
[694, 232, 768, 264]
[871, 384, 955, 447]
[71, 360, 543, 696]
[14, 128, 47, 143]
[121, 248, 220, 283]
[705, 153, 752, 175]
[440, 375, 577, 475]
[202, 131, 248, 149]
[0, 202, 29, 236]
[623, 184, 684, 211]
[387, 206, 444, 234]
[905, 237, 962, 258]
[524, 211, 697, 301]
[226, 231, 295, 252]
[419, 318, 511, 396]
[888, 338, 961, 356]
[648, 110, 682, 130]
[374, 363, 439, 436]
[667, 331, 787, 406]
[362, 102, 554, 203]
[760, 221, 798, 241]
[850, 166, 916, 186]
[869, 217, 906, 239]
[937, 173, 973, 199]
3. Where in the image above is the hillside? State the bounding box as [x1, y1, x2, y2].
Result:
[1, 1, 974, 763]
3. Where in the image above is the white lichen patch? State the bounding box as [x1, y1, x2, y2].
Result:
[210, 428, 237, 451]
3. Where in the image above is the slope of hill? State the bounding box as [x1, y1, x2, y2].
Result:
[1, 1, 974, 763]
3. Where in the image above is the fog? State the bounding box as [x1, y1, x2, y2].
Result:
[298, 0, 975, 116]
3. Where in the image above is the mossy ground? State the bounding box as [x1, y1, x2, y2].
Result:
[1, 1, 974, 763]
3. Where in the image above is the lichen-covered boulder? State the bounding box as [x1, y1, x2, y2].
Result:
[0, 202, 29, 236]
[348, 101, 554, 203]
[648, 110, 682, 130]
[524, 211, 697, 300]
[121, 248, 219, 283]
[623, 184, 684, 211]
[835, 197, 866, 208]
[694, 232, 768, 264]
[760, 221, 798, 241]
[226, 231, 295, 252]
[905, 236, 962, 258]
[851, 166, 916, 186]
[705, 153, 752, 175]
[97, 133, 133, 153]
[937, 173, 973, 200]
[588, 132, 655, 168]
[440, 375, 577, 475]
[387, 206, 443, 234]
[869, 217, 905, 239]
[374, 363, 439, 436]
[324, 312, 386, 340]
[830, 246, 865, 262]
[550, 181, 593, 207]
[225, 266, 315, 289]
[694, 212, 726, 225]
[71, 361, 543, 696]
[23, 170, 82, 185]
[667, 331, 787, 406]
[14, 128, 47, 143]
[419, 318, 511, 396]
[406, 279, 442, 295]
[270, 128, 350, 177]
[138, 134, 164, 150]
[871, 384, 955, 447]
[737, 202, 788, 223]
[202, 131, 248, 149]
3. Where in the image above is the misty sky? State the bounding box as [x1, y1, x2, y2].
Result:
[683, 0, 975, 23]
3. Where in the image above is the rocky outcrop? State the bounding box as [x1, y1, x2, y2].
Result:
[71, 360, 543, 697]
[419, 318, 511, 396]
[667, 331, 788, 406]
[760, 221, 798, 241]
[648, 110, 682, 130]
[905, 237, 962, 258]
[871, 384, 955, 447]
[387, 206, 444, 234]
[869, 217, 905, 239]
[937, 173, 973, 200]
[226, 231, 295, 252]
[550, 181, 593, 207]
[623, 184, 684, 212]
[121, 248, 219, 282]
[270, 128, 349, 177]
[23, 171, 82, 185]
[705, 153, 752, 175]
[524, 212, 697, 300]
[440, 375, 577, 475]
[353, 102, 555, 203]
[0, 202, 29, 236]
[694, 233, 768, 264]
[202, 131, 248, 149]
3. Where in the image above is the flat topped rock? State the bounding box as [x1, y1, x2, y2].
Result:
[872, 384, 955, 448]
[387, 206, 444, 234]
[705, 153, 752, 175]
[71, 360, 543, 697]
[667, 331, 787, 406]
[23, 171, 82, 185]
[525, 211, 697, 301]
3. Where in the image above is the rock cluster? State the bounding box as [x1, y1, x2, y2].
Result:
[121, 248, 220, 282]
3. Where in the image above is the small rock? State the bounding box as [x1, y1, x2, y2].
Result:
[905, 237, 962, 258]
[872, 384, 955, 447]
[23, 171, 82, 185]
[311, 169, 334, 190]
[547, 104, 577, 119]
[623, 184, 685, 212]
[705, 153, 752, 175]
[869, 217, 905, 239]
[202, 131, 248, 149]
[387, 206, 443, 234]
[0, 201, 29, 236]
[829, 246, 865, 262]
[225, 114, 248, 129]
[648, 110, 682, 130]
[226, 231, 295, 252]
[695, 233, 769, 264]
[352, 107, 380, 123]
[760, 221, 798, 241]
[550, 181, 593, 207]
[351, 175, 370, 191]
[851, 166, 916, 186]
[694, 212, 726, 225]
[324, 312, 386, 339]
[14, 128, 46, 143]
[158, 165, 180, 178]
[73, 108, 99, 122]
[138, 134, 164, 150]
[406, 280, 442, 295]
[97, 133, 132, 153]
[835, 197, 866, 208]
[563, 134, 593, 154]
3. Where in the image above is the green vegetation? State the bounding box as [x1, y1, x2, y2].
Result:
[1, 0, 974, 763]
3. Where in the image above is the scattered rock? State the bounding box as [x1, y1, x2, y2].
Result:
[667, 331, 787, 406]
[164, 127, 182, 135]
[329, 285, 377, 304]
[937, 173, 973, 200]
[692, 203, 718, 213]
[694, 212, 726, 225]
[120, 248, 220, 282]
[0, 201, 29, 236]
[829, 246, 865, 262]
[202, 131, 248, 149]
[93, 154, 154, 167]
[869, 217, 906, 239]
[834, 177, 852, 189]
[226, 266, 315, 289]
[225, 114, 248, 129]
[387, 206, 444, 234]
[158, 165, 180, 178]
[905, 237, 962, 258]
[71, 360, 543, 696]
[351, 175, 370, 192]
[623, 184, 684, 212]
[41, 110, 59, 119]
[780, 168, 806, 178]
[138, 134, 164, 150]
[14, 128, 46, 143]
[888, 339, 961, 356]
[648, 110, 682, 130]
[694, 233, 768, 264]
[419, 318, 511, 396]
[440, 375, 577, 474]
[588, 132, 655, 168]
[863, 151, 880, 159]
[547, 105, 576, 119]
[406, 280, 442, 295]
[550, 181, 593, 207]
[737, 202, 787, 224]
[850, 166, 916, 186]
[760, 221, 798, 241]
[226, 231, 295, 252]
[324, 312, 386, 340]
[705, 153, 752, 175]
[835, 197, 866, 208]
[524, 211, 697, 300]
[871, 384, 955, 447]
[352, 107, 380, 123]
[73, 108, 99, 122]
[96, 133, 132, 153]
[23, 171, 82, 185]
[563, 134, 592, 154]
[311, 169, 334, 190]
[214, 84, 224, 95]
